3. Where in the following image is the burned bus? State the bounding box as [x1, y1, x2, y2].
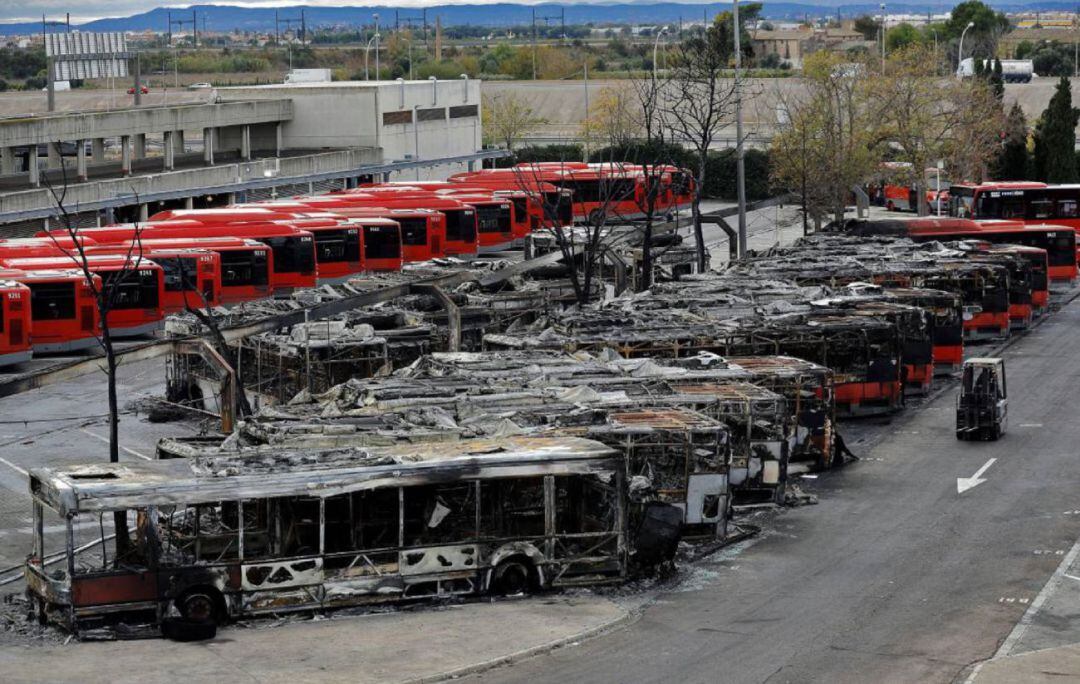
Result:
[25, 436, 679, 635]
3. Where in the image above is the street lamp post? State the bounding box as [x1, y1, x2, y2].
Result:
[374, 13, 380, 80]
[365, 33, 379, 80]
[734, 0, 747, 258]
[652, 27, 667, 81]
[957, 21, 975, 77]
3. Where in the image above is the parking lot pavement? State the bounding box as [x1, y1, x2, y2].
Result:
[963, 531, 1080, 683]
[0, 595, 628, 684]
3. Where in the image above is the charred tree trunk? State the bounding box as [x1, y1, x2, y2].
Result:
[100, 314, 131, 560]
[693, 159, 708, 272]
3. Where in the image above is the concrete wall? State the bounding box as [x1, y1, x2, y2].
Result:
[0, 148, 381, 220]
[0, 100, 293, 148]
[219, 79, 483, 178]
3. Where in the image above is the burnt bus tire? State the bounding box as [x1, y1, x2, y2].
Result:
[161, 617, 217, 642]
[492, 558, 533, 596]
[176, 588, 221, 624]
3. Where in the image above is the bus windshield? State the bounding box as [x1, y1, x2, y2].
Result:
[220, 251, 268, 287]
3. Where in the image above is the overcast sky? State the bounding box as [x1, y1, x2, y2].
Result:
[1, 1, 587, 23]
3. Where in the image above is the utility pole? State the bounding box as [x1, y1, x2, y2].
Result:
[583, 60, 589, 160]
[192, 9, 198, 49]
[42, 14, 69, 112]
[532, 7, 564, 80]
[879, 2, 885, 72]
[734, 0, 747, 258]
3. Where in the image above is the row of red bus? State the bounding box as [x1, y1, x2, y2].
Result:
[0, 163, 696, 366]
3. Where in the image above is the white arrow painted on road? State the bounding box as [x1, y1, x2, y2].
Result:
[957, 458, 997, 494]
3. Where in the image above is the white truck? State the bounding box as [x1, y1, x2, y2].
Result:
[284, 68, 333, 85]
[956, 58, 1033, 83]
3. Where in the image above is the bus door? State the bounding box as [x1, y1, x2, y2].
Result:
[239, 497, 326, 613]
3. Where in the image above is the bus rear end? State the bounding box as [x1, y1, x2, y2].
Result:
[445, 194, 514, 252]
[89, 246, 223, 313]
[138, 224, 312, 295]
[5, 270, 101, 353]
[301, 224, 363, 283]
[1, 256, 165, 337]
[288, 202, 446, 263]
[360, 218, 404, 272]
[111, 238, 273, 305]
[0, 279, 32, 366]
[360, 198, 477, 257]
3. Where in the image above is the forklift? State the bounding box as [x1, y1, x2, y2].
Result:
[956, 358, 1008, 441]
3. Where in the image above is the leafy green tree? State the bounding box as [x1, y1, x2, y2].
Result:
[1031, 41, 1075, 77]
[1033, 77, 1079, 182]
[886, 23, 922, 51]
[945, 1, 1010, 39]
[853, 15, 881, 41]
[993, 103, 1030, 180]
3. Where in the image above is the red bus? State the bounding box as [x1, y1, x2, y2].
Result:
[79, 222, 315, 294]
[331, 191, 478, 256]
[0, 279, 32, 366]
[944, 181, 1080, 264]
[947, 181, 1049, 221]
[370, 179, 574, 230]
[107, 238, 273, 305]
[452, 162, 694, 225]
[434, 192, 515, 252]
[367, 182, 534, 244]
[149, 208, 378, 282]
[0, 236, 98, 260]
[264, 201, 446, 263]
[459, 180, 574, 230]
[87, 246, 222, 313]
[0, 269, 101, 353]
[853, 217, 1078, 284]
[877, 163, 950, 213]
[0, 255, 164, 337]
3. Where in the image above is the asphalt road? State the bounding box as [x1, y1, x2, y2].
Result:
[471, 295, 1080, 683]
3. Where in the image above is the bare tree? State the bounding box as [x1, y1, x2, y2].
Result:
[482, 91, 549, 151]
[770, 51, 879, 225]
[662, 21, 741, 270]
[41, 155, 149, 560]
[871, 44, 1003, 214]
[511, 160, 639, 304]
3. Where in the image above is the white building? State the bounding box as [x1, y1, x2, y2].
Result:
[218, 78, 483, 181]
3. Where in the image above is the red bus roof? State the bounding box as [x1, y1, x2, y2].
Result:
[0, 255, 160, 271]
[952, 181, 1049, 190]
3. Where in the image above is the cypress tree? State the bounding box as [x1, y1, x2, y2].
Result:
[991, 58, 1005, 100]
[993, 102, 1030, 180]
[1033, 76, 1080, 183]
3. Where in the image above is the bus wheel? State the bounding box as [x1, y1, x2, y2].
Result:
[177, 588, 220, 624]
[886, 201, 895, 211]
[492, 558, 533, 596]
[588, 209, 606, 226]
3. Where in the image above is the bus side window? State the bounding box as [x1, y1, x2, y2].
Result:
[356, 489, 399, 550]
[278, 497, 321, 557]
[479, 478, 545, 538]
[1028, 199, 1054, 219]
[403, 483, 477, 546]
[1060, 199, 1079, 218]
[555, 475, 618, 534]
[1002, 200, 1026, 219]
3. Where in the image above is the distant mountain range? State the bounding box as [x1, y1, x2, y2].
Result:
[3, 2, 1078, 36]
